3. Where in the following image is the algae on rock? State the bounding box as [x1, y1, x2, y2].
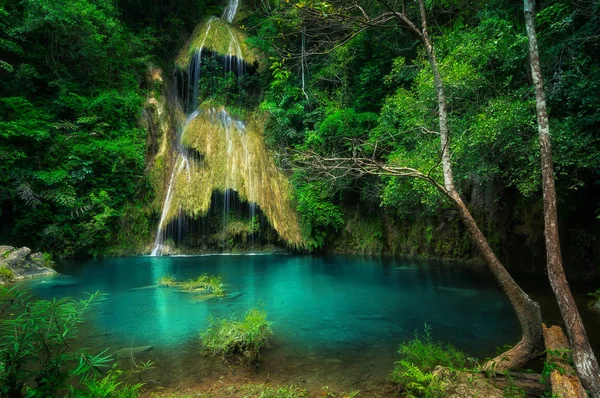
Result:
[159, 107, 302, 246]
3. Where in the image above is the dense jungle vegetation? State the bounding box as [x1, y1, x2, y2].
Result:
[0, 0, 598, 276]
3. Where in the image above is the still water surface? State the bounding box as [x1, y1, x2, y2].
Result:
[19, 255, 597, 391]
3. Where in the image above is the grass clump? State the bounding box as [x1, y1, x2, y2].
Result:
[0, 266, 15, 282]
[390, 324, 474, 397]
[238, 383, 307, 397]
[182, 274, 225, 296]
[200, 307, 272, 366]
[158, 274, 177, 287]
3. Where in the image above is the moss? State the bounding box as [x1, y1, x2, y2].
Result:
[175, 17, 260, 69]
[158, 106, 303, 246]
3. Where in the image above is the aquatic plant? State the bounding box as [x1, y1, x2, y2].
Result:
[199, 307, 272, 366]
[158, 274, 177, 287]
[0, 287, 112, 397]
[390, 324, 474, 397]
[181, 274, 225, 296]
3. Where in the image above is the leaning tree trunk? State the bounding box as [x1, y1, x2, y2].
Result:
[524, 1, 600, 395]
[411, 0, 544, 371]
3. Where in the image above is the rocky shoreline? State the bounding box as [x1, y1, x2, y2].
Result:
[0, 246, 56, 284]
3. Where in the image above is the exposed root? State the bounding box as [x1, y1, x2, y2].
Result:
[482, 338, 540, 374]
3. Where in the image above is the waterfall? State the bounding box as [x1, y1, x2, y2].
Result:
[151, 0, 250, 256]
[222, 0, 239, 23]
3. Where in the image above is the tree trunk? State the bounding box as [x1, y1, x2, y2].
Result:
[415, 0, 543, 371]
[524, 1, 600, 395]
[449, 191, 543, 371]
[542, 324, 588, 397]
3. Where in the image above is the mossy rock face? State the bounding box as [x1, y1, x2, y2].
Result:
[176, 17, 260, 68]
[0, 246, 56, 284]
[158, 106, 303, 247]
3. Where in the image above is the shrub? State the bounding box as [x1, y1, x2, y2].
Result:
[390, 324, 474, 397]
[42, 252, 54, 268]
[0, 266, 15, 282]
[200, 307, 273, 366]
[0, 287, 112, 397]
[69, 371, 142, 398]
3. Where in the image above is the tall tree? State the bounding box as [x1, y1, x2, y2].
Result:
[524, 0, 600, 395]
[296, 0, 544, 371]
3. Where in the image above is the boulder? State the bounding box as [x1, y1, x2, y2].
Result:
[0, 246, 56, 284]
[0, 246, 14, 256]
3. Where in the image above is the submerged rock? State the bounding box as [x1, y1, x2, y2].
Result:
[0, 246, 56, 284]
[436, 286, 480, 298]
[226, 292, 242, 300]
[113, 345, 154, 358]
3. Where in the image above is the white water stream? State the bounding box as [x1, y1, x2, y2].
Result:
[151, 0, 256, 256]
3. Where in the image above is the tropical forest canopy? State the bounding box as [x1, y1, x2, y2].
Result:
[0, 0, 598, 274]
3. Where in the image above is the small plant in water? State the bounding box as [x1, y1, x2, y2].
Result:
[158, 274, 177, 287]
[200, 307, 273, 366]
[390, 324, 474, 397]
[182, 273, 224, 296]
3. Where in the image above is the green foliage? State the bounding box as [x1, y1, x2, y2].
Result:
[390, 325, 474, 397]
[588, 289, 600, 308]
[0, 0, 151, 256]
[200, 307, 273, 366]
[0, 266, 15, 282]
[0, 287, 111, 397]
[197, 55, 265, 110]
[69, 371, 142, 398]
[181, 274, 225, 296]
[237, 383, 307, 398]
[294, 181, 344, 250]
[158, 274, 177, 287]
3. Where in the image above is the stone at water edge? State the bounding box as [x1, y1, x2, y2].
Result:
[0, 246, 15, 256]
[0, 246, 56, 284]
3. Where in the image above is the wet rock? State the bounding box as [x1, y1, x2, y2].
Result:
[0, 246, 56, 284]
[113, 345, 154, 358]
[0, 246, 14, 256]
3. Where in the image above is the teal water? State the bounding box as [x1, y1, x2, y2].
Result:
[22, 255, 520, 360]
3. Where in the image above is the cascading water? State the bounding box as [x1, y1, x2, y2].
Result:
[152, 0, 267, 255]
[222, 0, 239, 23]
